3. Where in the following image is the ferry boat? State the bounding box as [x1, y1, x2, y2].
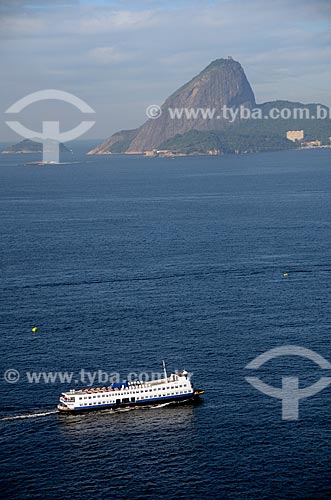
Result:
[57, 362, 204, 413]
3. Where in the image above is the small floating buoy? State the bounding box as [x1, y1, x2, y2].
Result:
[31, 327, 38, 332]
[283, 273, 289, 277]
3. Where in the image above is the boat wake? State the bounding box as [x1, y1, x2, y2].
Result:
[0, 410, 56, 422]
[139, 402, 174, 410]
[113, 407, 134, 413]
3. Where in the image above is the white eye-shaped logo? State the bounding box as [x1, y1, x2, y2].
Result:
[5, 89, 95, 163]
[245, 345, 331, 420]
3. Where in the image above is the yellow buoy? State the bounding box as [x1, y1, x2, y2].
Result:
[283, 273, 289, 277]
[31, 327, 38, 332]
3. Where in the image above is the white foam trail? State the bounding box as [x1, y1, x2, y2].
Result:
[151, 402, 172, 408]
[140, 402, 173, 410]
[0, 411, 56, 421]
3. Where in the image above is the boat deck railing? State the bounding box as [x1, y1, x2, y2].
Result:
[63, 373, 185, 396]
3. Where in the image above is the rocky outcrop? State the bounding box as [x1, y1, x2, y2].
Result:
[86, 128, 139, 155]
[88, 57, 256, 154]
[2, 138, 70, 154]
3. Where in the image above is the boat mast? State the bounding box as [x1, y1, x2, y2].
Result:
[162, 360, 168, 381]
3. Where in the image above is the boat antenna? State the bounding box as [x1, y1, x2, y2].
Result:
[162, 360, 168, 381]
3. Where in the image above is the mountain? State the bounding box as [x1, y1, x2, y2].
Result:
[159, 101, 331, 155]
[87, 129, 138, 155]
[88, 57, 255, 154]
[88, 58, 331, 155]
[2, 139, 71, 154]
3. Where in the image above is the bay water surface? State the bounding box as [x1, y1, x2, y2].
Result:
[1, 147, 331, 499]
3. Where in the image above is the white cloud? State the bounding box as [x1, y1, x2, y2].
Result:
[77, 10, 156, 34]
[0, 7, 156, 38]
[87, 46, 130, 64]
[0, 14, 44, 36]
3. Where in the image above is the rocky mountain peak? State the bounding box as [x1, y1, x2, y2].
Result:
[88, 58, 256, 154]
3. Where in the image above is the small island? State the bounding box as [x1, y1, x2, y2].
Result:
[1, 139, 71, 154]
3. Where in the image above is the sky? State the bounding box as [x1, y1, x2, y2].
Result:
[0, 0, 330, 141]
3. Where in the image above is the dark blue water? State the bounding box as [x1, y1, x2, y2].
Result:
[1, 148, 331, 499]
